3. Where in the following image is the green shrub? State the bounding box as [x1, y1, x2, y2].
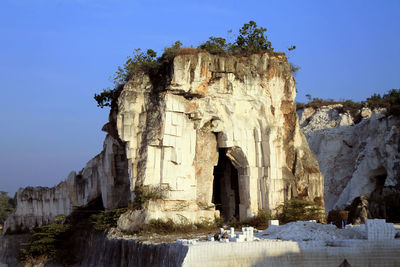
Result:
[230, 20, 273, 54]
[198, 21, 274, 55]
[19, 215, 71, 263]
[366, 89, 400, 116]
[290, 62, 301, 77]
[131, 185, 168, 210]
[301, 89, 400, 119]
[90, 208, 128, 231]
[94, 48, 158, 108]
[114, 48, 158, 84]
[159, 40, 183, 62]
[240, 209, 271, 229]
[139, 216, 222, 235]
[341, 100, 362, 120]
[93, 85, 123, 108]
[276, 199, 324, 224]
[0, 191, 15, 226]
[227, 209, 271, 229]
[94, 21, 289, 109]
[198, 37, 228, 55]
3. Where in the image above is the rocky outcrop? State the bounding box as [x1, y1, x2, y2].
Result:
[4, 132, 131, 233]
[298, 105, 400, 221]
[116, 51, 324, 228]
[4, 51, 324, 233]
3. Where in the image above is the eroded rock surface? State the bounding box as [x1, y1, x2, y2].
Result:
[4, 52, 324, 233]
[116, 52, 324, 228]
[298, 105, 400, 220]
[4, 131, 130, 233]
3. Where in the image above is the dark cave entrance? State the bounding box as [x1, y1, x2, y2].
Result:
[212, 148, 240, 222]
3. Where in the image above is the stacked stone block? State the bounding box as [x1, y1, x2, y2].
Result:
[366, 219, 395, 240]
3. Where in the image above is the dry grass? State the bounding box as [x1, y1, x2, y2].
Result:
[176, 48, 207, 55]
[305, 100, 342, 109]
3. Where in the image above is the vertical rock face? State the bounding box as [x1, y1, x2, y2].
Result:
[299, 106, 400, 220]
[4, 129, 131, 233]
[4, 51, 324, 233]
[117, 52, 324, 226]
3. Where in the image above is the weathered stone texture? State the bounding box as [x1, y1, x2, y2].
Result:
[4, 133, 130, 233]
[5, 52, 324, 232]
[298, 106, 400, 216]
[117, 52, 324, 226]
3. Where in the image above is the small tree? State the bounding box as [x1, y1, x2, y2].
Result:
[0, 191, 15, 225]
[199, 21, 274, 55]
[276, 199, 324, 224]
[231, 20, 273, 54]
[94, 49, 158, 108]
[159, 40, 183, 62]
[20, 215, 71, 263]
[113, 48, 158, 85]
[198, 37, 228, 55]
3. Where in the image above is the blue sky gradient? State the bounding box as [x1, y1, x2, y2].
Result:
[1, 0, 399, 195]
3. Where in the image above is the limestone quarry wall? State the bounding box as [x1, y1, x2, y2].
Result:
[3, 134, 130, 233]
[117, 52, 324, 225]
[4, 51, 324, 232]
[298, 106, 400, 216]
[2, 232, 399, 267]
[182, 239, 400, 267]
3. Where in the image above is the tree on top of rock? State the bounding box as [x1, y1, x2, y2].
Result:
[231, 20, 273, 54]
[199, 21, 274, 55]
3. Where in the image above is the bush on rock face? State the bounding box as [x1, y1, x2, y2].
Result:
[276, 199, 324, 224]
[90, 208, 128, 231]
[94, 21, 279, 109]
[366, 89, 400, 116]
[19, 215, 71, 264]
[0, 191, 15, 226]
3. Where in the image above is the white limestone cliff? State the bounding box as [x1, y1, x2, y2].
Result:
[4, 133, 130, 233]
[4, 51, 325, 233]
[298, 105, 400, 215]
[116, 51, 324, 231]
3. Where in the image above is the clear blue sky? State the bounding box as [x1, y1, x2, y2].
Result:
[1, 0, 399, 195]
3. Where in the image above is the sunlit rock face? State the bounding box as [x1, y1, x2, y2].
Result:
[4, 133, 131, 233]
[299, 106, 400, 219]
[116, 52, 324, 229]
[4, 52, 324, 233]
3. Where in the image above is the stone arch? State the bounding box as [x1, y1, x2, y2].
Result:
[213, 132, 251, 221]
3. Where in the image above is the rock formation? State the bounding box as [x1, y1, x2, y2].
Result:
[4, 132, 131, 233]
[298, 105, 400, 222]
[4, 51, 324, 233]
[116, 51, 324, 230]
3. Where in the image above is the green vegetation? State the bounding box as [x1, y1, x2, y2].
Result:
[19, 199, 129, 264]
[275, 199, 324, 224]
[0, 191, 16, 226]
[130, 185, 168, 210]
[137, 217, 223, 235]
[198, 20, 273, 55]
[366, 89, 400, 116]
[90, 208, 128, 231]
[19, 215, 71, 264]
[296, 89, 400, 119]
[289, 62, 301, 77]
[227, 209, 271, 229]
[94, 21, 282, 108]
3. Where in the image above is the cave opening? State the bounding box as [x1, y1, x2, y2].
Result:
[212, 148, 240, 222]
[369, 167, 389, 220]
